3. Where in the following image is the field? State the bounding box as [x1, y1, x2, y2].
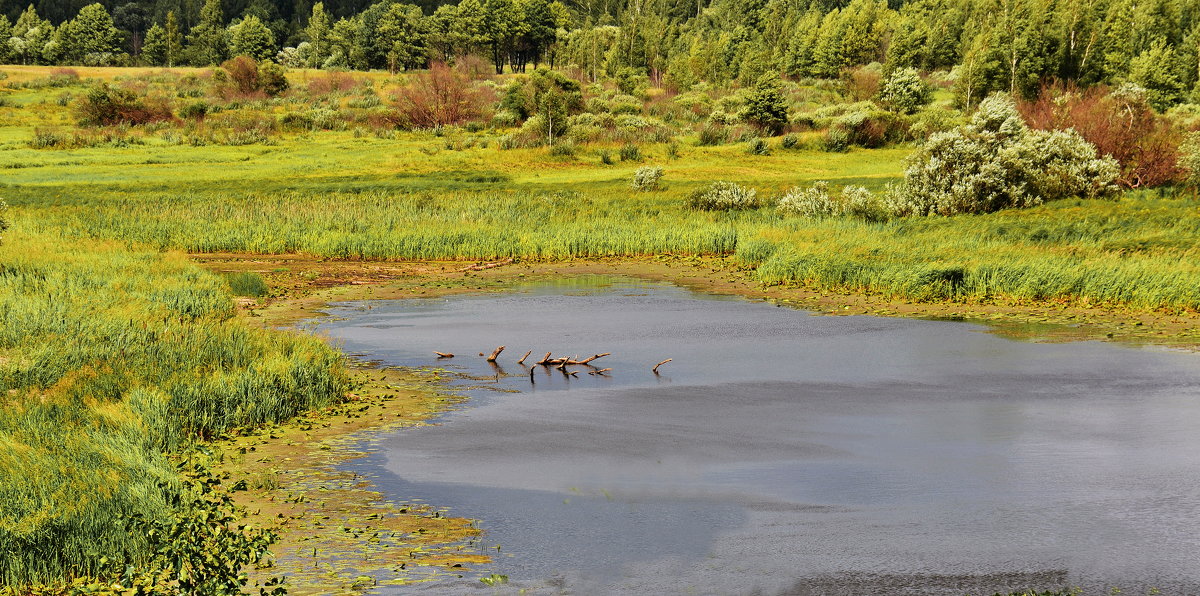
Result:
[2, 64, 1200, 592]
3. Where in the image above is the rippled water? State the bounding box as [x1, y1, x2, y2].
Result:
[311, 276, 1200, 595]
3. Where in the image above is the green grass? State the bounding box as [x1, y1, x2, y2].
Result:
[2, 65, 1200, 589]
[0, 228, 348, 585]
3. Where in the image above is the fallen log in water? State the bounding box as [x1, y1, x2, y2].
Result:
[535, 352, 554, 365]
[653, 358, 672, 374]
[588, 368, 612, 376]
[486, 346, 505, 362]
[434, 351, 454, 358]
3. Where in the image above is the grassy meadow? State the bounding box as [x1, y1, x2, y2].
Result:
[1, 63, 1199, 591]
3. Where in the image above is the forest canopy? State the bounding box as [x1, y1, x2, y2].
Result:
[3, 0, 1200, 110]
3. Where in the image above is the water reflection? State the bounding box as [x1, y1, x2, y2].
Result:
[315, 277, 1200, 595]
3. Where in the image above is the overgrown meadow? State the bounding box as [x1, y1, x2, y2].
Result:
[1, 63, 1199, 591]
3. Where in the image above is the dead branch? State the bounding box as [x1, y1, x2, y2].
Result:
[588, 368, 612, 375]
[653, 358, 672, 374]
[486, 346, 505, 362]
[457, 258, 514, 272]
[535, 352, 554, 365]
[577, 353, 611, 364]
[434, 351, 454, 358]
[517, 350, 532, 365]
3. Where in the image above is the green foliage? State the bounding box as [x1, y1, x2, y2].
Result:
[780, 133, 801, 149]
[631, 166, 664, 191]
[746, 138, 771, 155]
[619, 143, 642, 161]
[228, 16, 276, 63]
[1129, 41, 1184, 111]
[742, 72, 789, 135]
[892, 94, 1121, 216]
[686, 181, 760, 211]
[877, 67, 931, 114]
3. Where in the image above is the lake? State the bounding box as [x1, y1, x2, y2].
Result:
[311, 276, 1200, 595]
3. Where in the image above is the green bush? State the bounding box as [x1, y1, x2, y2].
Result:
[890, 94, 1121, 216]
[697, 124, 729, 146]
[631, 166, 664, 191]
[619, 143, 642, 161]
[878, 67, 932, 114]
[746, 138, 770, 155]
[686, 181, 759, 211]
[780, 133, 800, 149]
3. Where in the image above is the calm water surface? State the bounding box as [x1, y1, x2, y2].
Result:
[310, 277, 1200, 595]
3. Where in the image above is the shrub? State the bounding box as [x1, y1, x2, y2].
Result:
[777, 182, 891, 222]
[179, 101, 209, 120]
[397, 62, 487, 128]
[821, 127, 850, 152]
[780, 133, 800, 149]
[598, 149, 615, 165]
[619, 143, 642, 161]
[891, 94, 1120, 216]
[697, 124, 729, 146]
[548, 139, 577, 157]
[0, 200, 8, 244]
[667, 142, 680, 159]
[1019, 83, 1184, 188]
[75, 83, 173, 126]
[686, 181, 759, 211]
[878, 67, 932, 114]
[844, 63, 883, 102]
[631, 166, 664, 191]
[746, 138, 770, 155]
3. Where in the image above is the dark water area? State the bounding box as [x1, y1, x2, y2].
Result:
[310, 276, 1200, 595]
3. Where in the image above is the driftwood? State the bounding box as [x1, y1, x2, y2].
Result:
[652, 358, 672, 374]
[458, 258, 514, 272]
[486, 346, 506, 362]
[434, 351, 454, 358]
[557, 356, 577, 371]
[569, 353, 611, 365]
[517, 350, 532, 365]
[535, 352, 554, 365]
[588, 368, 612, 376]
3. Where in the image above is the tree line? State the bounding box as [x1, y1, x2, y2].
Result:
[4, 0, 1200, 108]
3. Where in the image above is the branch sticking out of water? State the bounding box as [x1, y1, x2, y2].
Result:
[517, 350, 532, 365]
[434, 351, 454, 358]
[486, 346, 505, 362]
[653, 359, 672, 374]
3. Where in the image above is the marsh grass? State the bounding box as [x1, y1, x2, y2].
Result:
[0, 229, 347, 585]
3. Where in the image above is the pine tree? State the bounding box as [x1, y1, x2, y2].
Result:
[143, 21, 167, 65]
[0, 16, 12, 65]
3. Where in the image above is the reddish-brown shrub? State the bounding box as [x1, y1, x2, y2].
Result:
[1019, 84, 1184, 188]
[843, 65, 882, 102]
[75, 83, 174, 126]
[395, 62, 488, 128]
[306, 71, 360, 95]
[221, 56, 262, 97]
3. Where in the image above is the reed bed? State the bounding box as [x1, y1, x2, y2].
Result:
[0, 229, 348, 586]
